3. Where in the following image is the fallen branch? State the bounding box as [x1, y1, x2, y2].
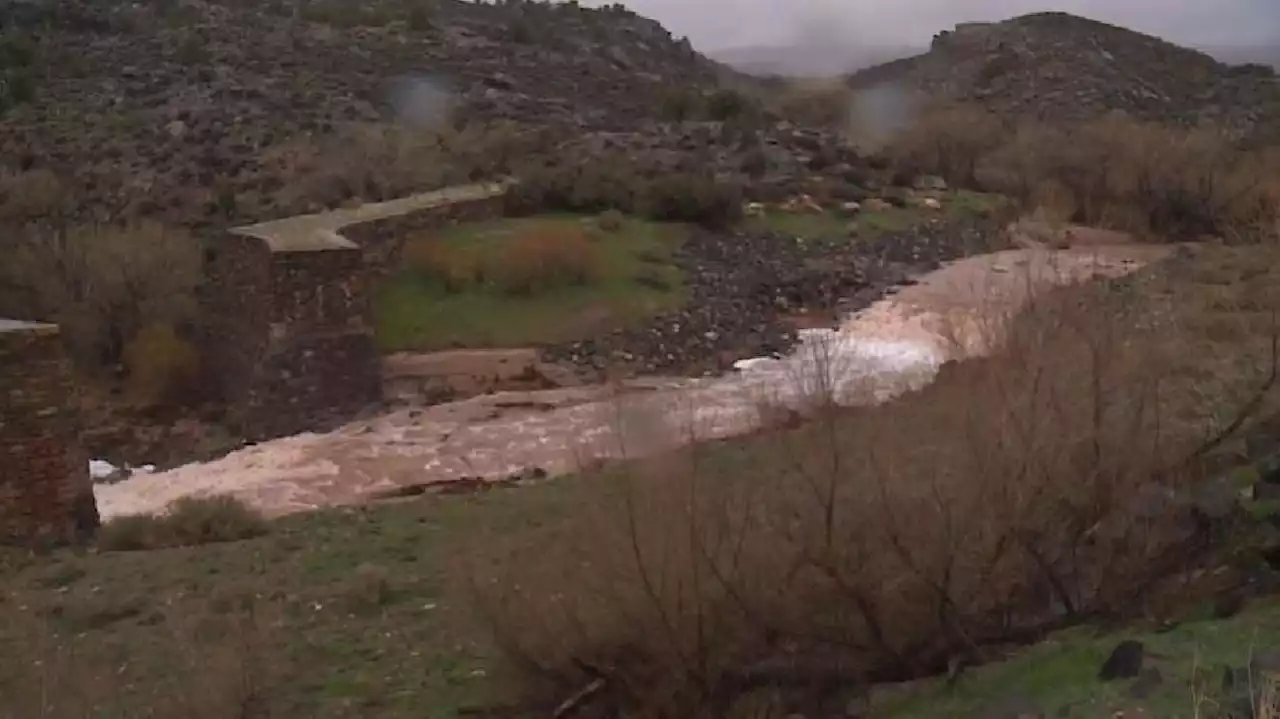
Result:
[553, 678, 606, 719]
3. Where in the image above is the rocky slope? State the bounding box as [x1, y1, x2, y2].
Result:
[846, 12, 1280, 145]
[0, 0, 762, 227]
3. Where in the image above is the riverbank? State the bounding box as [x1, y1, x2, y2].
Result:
[8, 241, 1280, 718]
[92, 242, 1167, 520]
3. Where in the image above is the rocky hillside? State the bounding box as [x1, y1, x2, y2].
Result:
[846, 12, 1280, 145]
[0, 0, 766, 227]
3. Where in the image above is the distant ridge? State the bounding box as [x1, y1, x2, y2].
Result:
[844, 12, 1280, 144]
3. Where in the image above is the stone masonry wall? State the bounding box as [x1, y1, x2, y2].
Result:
[0, 320, 99, 545]
[201, 234, 272, 414]
[206, 189, 505, 441]
[242, 247, 380, 440]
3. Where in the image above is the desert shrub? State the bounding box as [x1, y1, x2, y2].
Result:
[121, 324, 203, 408]
[404, 1, 434, 30]
[403, 240, 480, 292]
[887, 103, 1280, 242]
[173, 32, 209, 65]
[0, 167, 66, 220]
[507, 157, 742, 228]
[0, 32, 37, 115]
[271, 121, 530, 211]
[641, 171, 744, 228]
[503, 161, 577, 216]
[705, 88, 756, 122]
[771, 79, 853, 130]
[969, 113, 1280, 241]
[98, 496, 268, 552]
[469, 260, 1280, 716]
[0, 221, 202, 370]
[885, 102, 1008, 186]
[657, 87, 702, 122]
[597, 208, 624, 231]
[568, 157, 647, 213]
[484, 227, 603, 295]
[506, 16, 534, 43]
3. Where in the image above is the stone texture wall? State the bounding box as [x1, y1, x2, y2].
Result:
[205, 191, 506, 441]
[202, 234, 272, 417]
[0, 320, 99, 545]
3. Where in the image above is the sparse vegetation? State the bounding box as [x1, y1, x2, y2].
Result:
[0, 217, 203, 371]
[97, 496, 268, 552]
[507, 155, 744, 229]
[746, 189, 1007, 241]
[486, 226, 604, 295]
[3, 3, 1280, 717]
[121, 323, 204, 410]
[268, 121, 535, 210]
[467, 246, 1280, 716]
[377, 214, 687, 350]
[887, 103, 1280, 242]
[3, 245, 1278, 716]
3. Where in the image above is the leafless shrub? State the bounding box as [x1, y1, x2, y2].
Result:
[886, 102, 1008, 186]
[769, 79, 852, 129]
[890, 105, 1280, 242]
[266, 119, 536, 210]
[468, 250, 1280, 716]
[0, 220, 202, 369]
[122, 323, 204, 409]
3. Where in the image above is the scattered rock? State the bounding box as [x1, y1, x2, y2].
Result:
[1099, 640, 1145, 681]
[543, 216, 1003, 377]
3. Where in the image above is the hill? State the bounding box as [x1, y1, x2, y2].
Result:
[0, 0, 758, 228]
[846, 12, 1280, 145]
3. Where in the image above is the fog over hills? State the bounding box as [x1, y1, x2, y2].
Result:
[709, 40, 1280, 77]
[584, 0, 1279, 76]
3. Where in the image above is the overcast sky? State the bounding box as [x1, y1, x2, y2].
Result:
[583, 0, 1280, 52]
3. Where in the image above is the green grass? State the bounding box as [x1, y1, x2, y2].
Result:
[374, 214, 688, 351]
[878, 600, 1280, 718]
[5, 472, 1277, 718]
[745, 190, 1008, 241]
[0, 482, 592, 718]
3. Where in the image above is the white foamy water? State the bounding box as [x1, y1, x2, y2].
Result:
[93, 246, 1167, 520]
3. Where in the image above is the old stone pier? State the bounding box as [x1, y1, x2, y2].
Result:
[0, 319, 99, 545]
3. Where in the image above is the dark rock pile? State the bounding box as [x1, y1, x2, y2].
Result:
[846, 12, 1280, 145]
[544, 216, 1006, 376]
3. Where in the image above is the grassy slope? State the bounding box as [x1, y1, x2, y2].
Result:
[879, 599, 1280, 718]
[745, 190, 1006, 241]
[4, 466, 1277, 718]
[0, 483, 589, 718]
[4, 243, 1278, 718]
[374, 214, 688, 351]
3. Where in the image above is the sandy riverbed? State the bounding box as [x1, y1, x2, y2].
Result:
[93, 244, 1168, 519]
